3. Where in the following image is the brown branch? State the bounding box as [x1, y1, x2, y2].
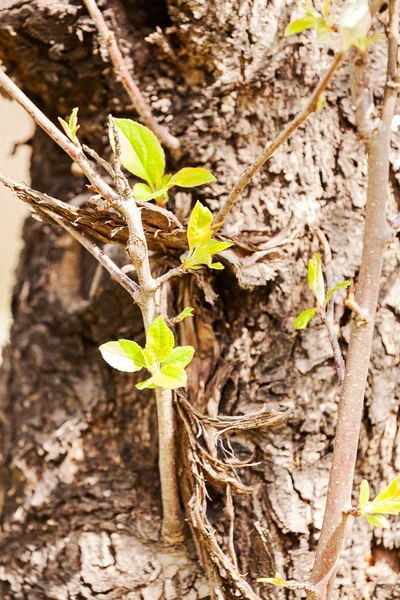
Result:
[306, 0, 400, 597]
[82, 0, 180, 155]
[213, 51, 345, 232]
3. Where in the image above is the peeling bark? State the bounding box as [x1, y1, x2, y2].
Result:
[0, 1, 399, 599]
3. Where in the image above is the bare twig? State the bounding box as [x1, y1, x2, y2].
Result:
[213, 51, 345, 232]
[41, 208, 140, 300]
[82, 0, 180, 155]
[306, 1, 400, 597]
[323, 311, 346, 387]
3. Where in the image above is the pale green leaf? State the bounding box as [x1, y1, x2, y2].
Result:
[118, 339, 147, 370]
[294, 308, 317, 330]
[177, 307, 194, 321]
[325, 280, 351, 304]
[203, 239, 234, 254]
[163, 345, 195, 369]
[257, 573, 291, 589]
[132, 183, 154, 201]
[114, 118, 165, 188]
[187, 201, 213, 250]
[210, 262, 224, 269]
[284, 16, 316, 36]
[368, 478, 400, 515]
[308, 253, 325, 305]
[69, 107, 79, 136]
[58, 107, 80, 142]
[367, 514, 390, 529]
[133, 183, 169, 201]
[339, 0, 371, 48]
[99, 341, 142, 372]
[153, 364, 188, 389]
[136, 376, 157, 390]
[359, 479, 370, 511]
[145, 315, 175, 363]
[169, 167, 216, 188]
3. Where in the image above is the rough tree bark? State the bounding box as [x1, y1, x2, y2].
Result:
[0, 1, 399, 599]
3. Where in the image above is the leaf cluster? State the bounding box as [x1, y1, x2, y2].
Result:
[284, 0, 335, 42]
[285, 0, 379, 53]
[114, 119, 216, 206]
[99, 314, 195, 390]
[358, 478, 400, 529]
[181, 201, 233, 271]
[294, 252, 350, 329]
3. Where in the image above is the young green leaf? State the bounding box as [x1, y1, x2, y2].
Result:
[169, 167, 216, 188]
[163, 345, 195, 369]
[100, 341, 143, 372]
[145, 315, 175, 363]
[187, 201, 213, 249]
[132, 183, 169, 202]
[203, 239, 233, 254]
[58, 107, 80, 143]
[294, 307, 317, 330]
[308, 253, 325, 305]
[132, 182, 155, 201]
[367, 478, 400, 515]
[359, 479, 370, 512]
[284, 15, 316, 36]
[136, 376, 157, 390]
[325, 280, 351, 304]
[177, 307, 194, 321]
[114, 118, 165, 189]
[118, 339, 147, 370]
[257, 573, 291, 589]
[152, 364, 188, 389]
[366, 514, 390, 529]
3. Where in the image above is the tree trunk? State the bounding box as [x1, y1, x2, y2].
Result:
[0, 1, 399, 599]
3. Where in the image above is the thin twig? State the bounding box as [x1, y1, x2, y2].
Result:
[306, 0, 400, 597]
[155, 265, 186, 288]
[323, 311, 346, 386]
[213, 51, 345, 232]
[42, 209, 140, 299]
[82, 0, 180, 154]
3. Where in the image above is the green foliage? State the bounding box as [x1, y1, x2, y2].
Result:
[284, 0, 335, 42]
[294, 253, 350, 330]
[99, 314, 195, 390]
[176, 307, 194, 321]
[257, 573, 292, 589]
[308, 252, 325, 306]
[114, 119, 215, 206]
[358, 478, 400, 530]
[181, 201, 233, 271]
[285, 0, 376, 49]
[294, 308, 317, 330]
[58, 107, 80, 143]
